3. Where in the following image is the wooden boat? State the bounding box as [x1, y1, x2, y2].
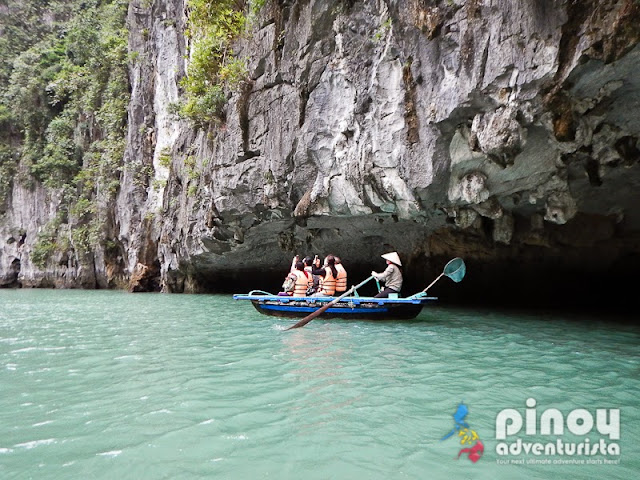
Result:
[232, 290, 437, 320]
[234, 258, 466, 324]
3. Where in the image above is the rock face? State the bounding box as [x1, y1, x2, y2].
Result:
[2, 0, 640, 309]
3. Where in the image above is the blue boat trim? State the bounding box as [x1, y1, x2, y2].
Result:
[232, 292, 438, 320]
[232, 294, 437, 304]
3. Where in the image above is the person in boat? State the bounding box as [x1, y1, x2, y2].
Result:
[371, 252, 403, 298]
[303, 256, 320, 295]
[312, 254, 321, 270]
[302, 256, 314, 273]
[311, 254, 338, 296]
[334, 256, 348, 293]
[291, 260, 313, 297]
[290, 255, 316, 295]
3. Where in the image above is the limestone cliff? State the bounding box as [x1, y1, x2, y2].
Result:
[1, 0, 640, 309]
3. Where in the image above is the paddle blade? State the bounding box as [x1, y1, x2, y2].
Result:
[444, 257, 466, 283]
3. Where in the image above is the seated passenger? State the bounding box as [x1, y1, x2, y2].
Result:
[291, 261, 312, 297]
[334, 256, 348, 293]
[312, 254, 338, 296]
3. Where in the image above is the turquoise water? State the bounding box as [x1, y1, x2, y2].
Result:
[0, 289, 638, 479]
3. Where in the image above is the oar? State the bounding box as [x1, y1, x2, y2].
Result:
[416, 257, 466, 295]
[285, 275, 375, 330]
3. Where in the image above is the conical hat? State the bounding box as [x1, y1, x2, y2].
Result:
[381, 252, 402, 266]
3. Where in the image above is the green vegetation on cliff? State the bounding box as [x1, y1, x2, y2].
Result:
[0, 0, 261, 269]
[0, 0, 129, 264]
[178, 0, 263, 126]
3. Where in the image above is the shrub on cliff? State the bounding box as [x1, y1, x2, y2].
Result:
[177, 0, 259, 127]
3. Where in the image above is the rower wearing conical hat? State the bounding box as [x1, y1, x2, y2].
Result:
[371, 252, 403, 298]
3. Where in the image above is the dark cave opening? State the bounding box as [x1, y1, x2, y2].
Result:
[193, 257, 639, 322]
[188, 212, 640, 324]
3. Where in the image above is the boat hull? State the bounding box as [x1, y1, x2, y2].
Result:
[232, 293, 437, 320]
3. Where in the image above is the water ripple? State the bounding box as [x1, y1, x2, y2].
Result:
[0, 290, 638, 479]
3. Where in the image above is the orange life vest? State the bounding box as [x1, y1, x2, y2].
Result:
[319, 267, 336, 296]
[335, 264, 347, 293]
[304, 268, 314, 290]
[293, 270, 311, 297]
